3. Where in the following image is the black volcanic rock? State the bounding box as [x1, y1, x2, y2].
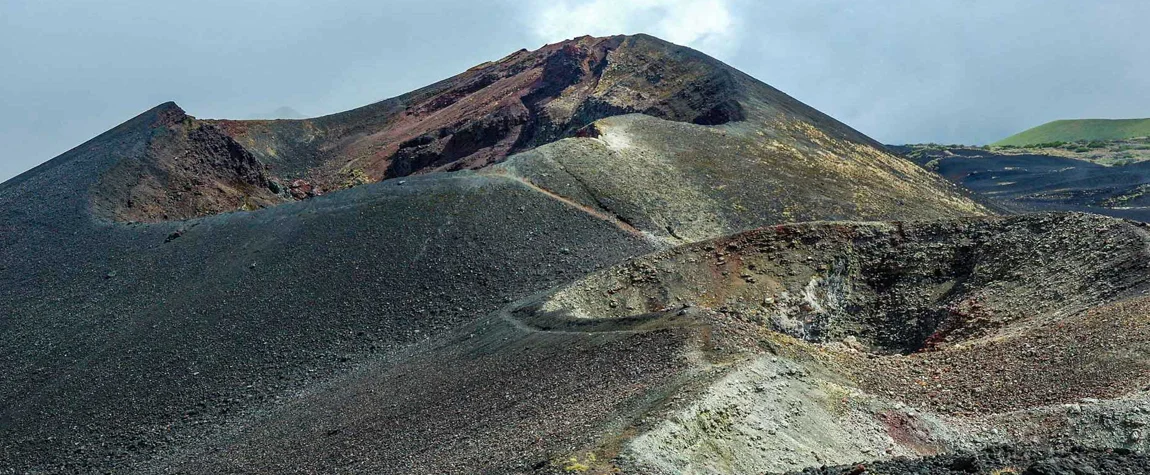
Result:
[895, 144, 1150, 222]
[91, 103, 284, 222]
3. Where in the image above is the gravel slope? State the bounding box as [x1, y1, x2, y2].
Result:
[0, 105, 656, 473]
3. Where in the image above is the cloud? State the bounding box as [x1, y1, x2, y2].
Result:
[527, 0, 739, 58]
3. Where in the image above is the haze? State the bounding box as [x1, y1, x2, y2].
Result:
[2, 0, 1148, 181]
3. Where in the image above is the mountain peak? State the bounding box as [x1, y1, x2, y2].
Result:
[87, 34, 912, 222]
[92, 34, 756, 221]
[91, 102, 283, 222]
[150, 100, 187, 125]
[351, 32, 746, 178]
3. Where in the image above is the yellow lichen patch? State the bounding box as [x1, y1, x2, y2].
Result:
[562, 452, 597, 472]
[337, 168, 372, 189]
[818, 380, 857, 418]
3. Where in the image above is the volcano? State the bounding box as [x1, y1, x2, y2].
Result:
[2, 35, 1144, 474]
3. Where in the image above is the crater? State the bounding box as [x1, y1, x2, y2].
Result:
[534, 213, 1150, 354]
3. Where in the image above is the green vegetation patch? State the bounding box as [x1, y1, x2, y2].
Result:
[993, 118, 1150, 146]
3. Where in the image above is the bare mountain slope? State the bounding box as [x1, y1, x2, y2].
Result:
[0, 35, 995, 473]
[0, 104, 655, 473]
[86, 34, 985, 224]
[501, 113, 983, 244]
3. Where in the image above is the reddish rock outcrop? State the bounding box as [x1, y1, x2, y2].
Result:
[212, 34, 746, 191]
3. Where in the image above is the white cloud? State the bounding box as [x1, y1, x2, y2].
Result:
[527, 0, 739, 59]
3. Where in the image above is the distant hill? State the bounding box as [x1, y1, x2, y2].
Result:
[993, 118, 1150, 146]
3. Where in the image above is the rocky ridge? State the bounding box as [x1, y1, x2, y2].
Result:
[91, 103, 285, 222]
[90, 34, 982, 224]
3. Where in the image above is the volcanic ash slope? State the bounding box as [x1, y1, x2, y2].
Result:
[0, 34, 993, 473]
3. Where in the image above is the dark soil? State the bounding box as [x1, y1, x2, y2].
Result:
[152, 315, 697, 474]
[893, 144, 1150, 222]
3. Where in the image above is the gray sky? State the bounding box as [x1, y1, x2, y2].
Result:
[2, 0, 1148, 182]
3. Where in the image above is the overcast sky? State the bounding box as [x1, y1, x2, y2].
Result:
[2, 0, 1148, 181]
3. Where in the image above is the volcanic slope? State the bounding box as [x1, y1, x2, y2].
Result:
[150, 213, 1150, 474]
[0, 102, 656, 473]
[0, 35, 989, 473]
[91, 34, 984, 226]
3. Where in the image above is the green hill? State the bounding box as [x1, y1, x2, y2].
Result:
[993, 118, 1150, 146]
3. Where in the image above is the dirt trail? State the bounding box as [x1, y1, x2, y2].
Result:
[491, 168, 659, 243]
